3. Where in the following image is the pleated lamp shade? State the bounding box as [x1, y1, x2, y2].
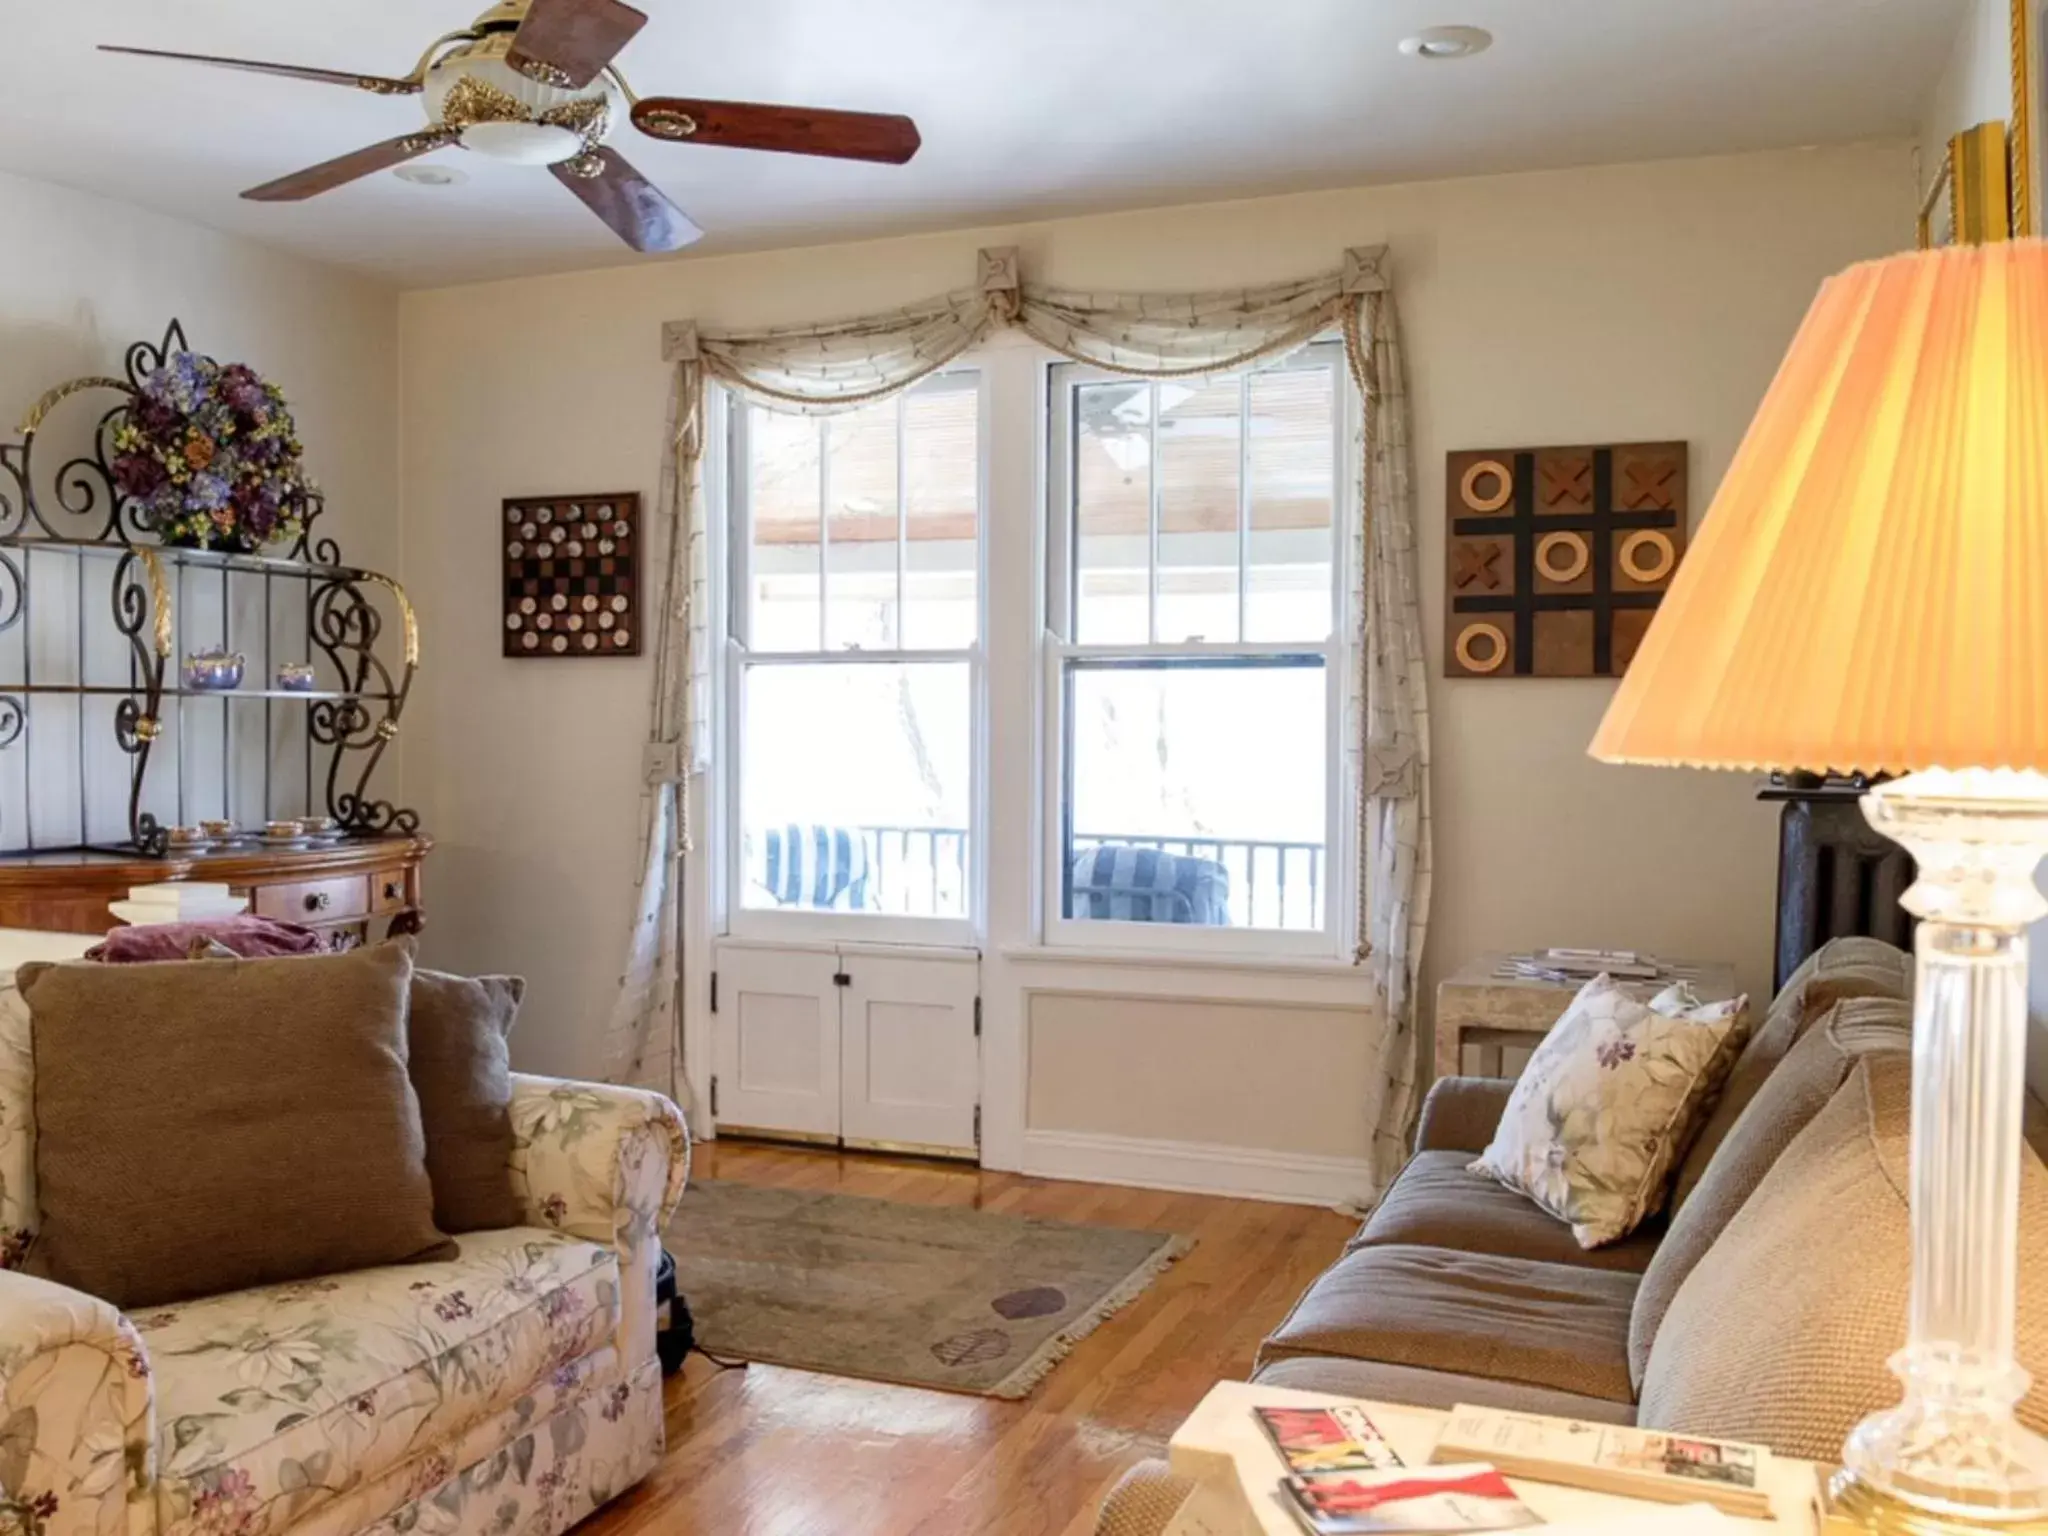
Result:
[1591, 240, 2048, 775]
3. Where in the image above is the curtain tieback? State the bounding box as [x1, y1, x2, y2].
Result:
[1363, 745, 1419, 800]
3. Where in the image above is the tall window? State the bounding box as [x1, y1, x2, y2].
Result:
[727, 371, 982, 934]
[1045, 342, 1345, 950]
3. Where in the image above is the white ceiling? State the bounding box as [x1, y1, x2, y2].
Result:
[0, 0, 1962, 289]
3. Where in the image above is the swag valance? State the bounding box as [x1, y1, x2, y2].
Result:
[607, 243, 1433, 1195]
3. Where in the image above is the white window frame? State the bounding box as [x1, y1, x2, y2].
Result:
[1039, 341, 1355, 959]
[721, 369, 988, 949]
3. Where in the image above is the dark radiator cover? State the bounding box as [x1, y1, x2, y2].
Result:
[1763, 779, 1916, 994]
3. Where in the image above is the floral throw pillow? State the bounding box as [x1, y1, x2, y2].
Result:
[1469, 975, 1750, 1248]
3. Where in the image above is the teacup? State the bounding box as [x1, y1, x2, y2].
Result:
[298, 817, 339, 838]
[199, 819, 236, 841]
[165, 825, 207, 847]
[262, 820, 302, 840]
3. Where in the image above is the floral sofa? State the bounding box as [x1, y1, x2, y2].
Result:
[0, 986, 690, 1536]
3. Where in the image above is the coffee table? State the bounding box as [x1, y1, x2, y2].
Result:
[1166, 1382, 1834, 1534]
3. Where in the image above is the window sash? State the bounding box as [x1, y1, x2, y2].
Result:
[1042, 345, 1350, 956]
[729, 369, 983, 658]
[723, 373, 986, 942]
[1045, 342, 1345, 648]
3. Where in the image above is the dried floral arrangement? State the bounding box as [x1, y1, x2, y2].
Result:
[111, 351, 316, 551]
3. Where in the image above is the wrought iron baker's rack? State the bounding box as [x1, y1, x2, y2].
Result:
[0, 321, 420, 857]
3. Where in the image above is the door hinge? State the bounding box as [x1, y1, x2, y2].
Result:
[709, 971, 718, 1013]
[833, 970, 852, 987]
[973, 996, 982, 1037]
[973, 1103, 982, 1150]
[709, 1075, 719, 1118]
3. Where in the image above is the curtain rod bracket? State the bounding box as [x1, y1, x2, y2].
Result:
[977, 247, 1021, 296]
[1343, 246, 1390, 295]
[661, 320, 701, 363]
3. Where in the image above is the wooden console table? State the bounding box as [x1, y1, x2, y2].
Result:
[0, 837, 431, 949]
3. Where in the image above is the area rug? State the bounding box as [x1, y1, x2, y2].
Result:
[664, 1179, 1194, 1398]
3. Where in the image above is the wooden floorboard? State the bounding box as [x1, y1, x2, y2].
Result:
[582, 1139, 1354, 1536]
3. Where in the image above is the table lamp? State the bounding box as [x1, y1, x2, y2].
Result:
[1593, 239, 2048, 1532]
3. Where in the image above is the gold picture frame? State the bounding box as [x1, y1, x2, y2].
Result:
[2015, 0, 2043, 236]
[1920, 121, 2014, 248]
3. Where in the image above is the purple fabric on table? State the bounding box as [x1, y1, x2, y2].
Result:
[86, 914, 325, 963]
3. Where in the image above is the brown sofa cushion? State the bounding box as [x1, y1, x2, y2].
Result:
[1413, 1077, 1517, 1155]
[1354, 1151, 1663, 1274]
[1627, 995, 1912, 1389]
[1257, 1244, 1638, 1403]
[1670, 936, 1910, 1214]
[409, 970, 525, 1233]
[23, 939, 455, 1308]
[1252, 1355, 1638, 1425]
[1640, 1050, 2048, 1458]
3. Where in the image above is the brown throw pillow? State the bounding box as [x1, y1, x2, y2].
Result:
[22, 938, 454, 1308]
[409, 969, 524, 1233]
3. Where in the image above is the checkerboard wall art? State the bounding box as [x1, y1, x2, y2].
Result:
[1444, 442, 1688, 678]
[501, 492, 643, 659]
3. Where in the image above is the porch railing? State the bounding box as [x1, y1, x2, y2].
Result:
[742, 822, 1324, 930]
[1071, 832, 1323, 931]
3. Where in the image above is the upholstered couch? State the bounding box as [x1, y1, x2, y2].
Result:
[1091, 935, 2048, 1534]
[0, 979, 689, 1536]
[1251, 936, 2048, 1450]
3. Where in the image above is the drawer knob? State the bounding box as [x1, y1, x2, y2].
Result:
[305, 891, 332, 913]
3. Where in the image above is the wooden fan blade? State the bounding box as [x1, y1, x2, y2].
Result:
[506, 0, 646, 89]
[551, 149, 702, 252]
[243, 132, 453, 202]
[99, 44, 419, 95]
[633, 97, 920, 164]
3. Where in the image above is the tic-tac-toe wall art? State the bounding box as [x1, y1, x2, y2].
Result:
[502, 492, 642, 658]
[1444, 442, 1688, 678]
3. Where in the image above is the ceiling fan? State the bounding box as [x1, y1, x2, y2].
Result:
[99, 0, 922, 253]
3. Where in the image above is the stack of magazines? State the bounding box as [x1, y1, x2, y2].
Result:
[1257, 1406, 1537, 1533]
[1508, 948, 1664, 983]
[1254, 1403, 1777, 1531]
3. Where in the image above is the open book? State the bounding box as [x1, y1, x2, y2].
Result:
[1431, 1407, 1773, 1520]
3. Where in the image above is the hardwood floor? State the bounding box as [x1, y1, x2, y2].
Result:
[583, 1139, 1354, 1536]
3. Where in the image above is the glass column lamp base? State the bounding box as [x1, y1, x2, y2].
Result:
[1830, 769, 2048, 1533]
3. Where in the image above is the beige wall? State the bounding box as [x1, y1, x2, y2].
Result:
[1027, 993, 1372, 1159]
[1923, 0, 2013, 171]
[0, 168, 401, 575]
[399, 142, 1915, 1089]
[0, 168, 401, 861]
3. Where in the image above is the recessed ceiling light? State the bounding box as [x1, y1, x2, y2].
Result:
[1400, 25, 1493, 60]
[394, 163, 467, 187]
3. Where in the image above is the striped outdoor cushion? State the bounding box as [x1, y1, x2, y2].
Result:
[754, 825, 877, 911]
[1069, 844, 1230, 925]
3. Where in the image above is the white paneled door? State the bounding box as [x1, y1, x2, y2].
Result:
[709, 944, 842, 1142]
[709, 944, 981, 1159]
[841, 952, 981, 1156]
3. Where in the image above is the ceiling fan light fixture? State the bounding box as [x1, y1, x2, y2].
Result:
[393, 162, 467, 185]
[462, 119, 588, 164]
[1399, 25, 1493, 60]
[423, 32, 617, 164]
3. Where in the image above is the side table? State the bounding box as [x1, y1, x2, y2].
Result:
[1166, 1381, 1831, 1535]
[1433, 953, 1741, 1082]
